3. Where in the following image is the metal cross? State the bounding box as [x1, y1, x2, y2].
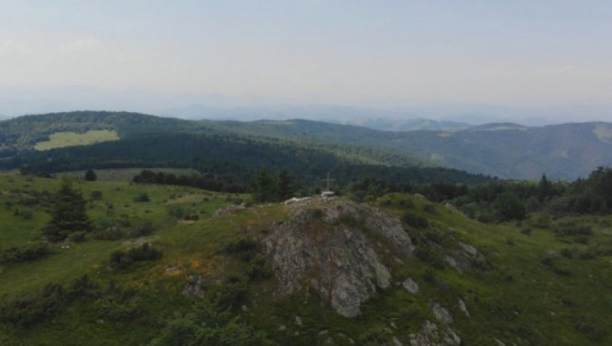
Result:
[321, 171, 335, 191]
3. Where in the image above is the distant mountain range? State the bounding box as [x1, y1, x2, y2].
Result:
[341, 117, 469, 132]
[214, 119, 612, 180]
[2, 111, 612, 180]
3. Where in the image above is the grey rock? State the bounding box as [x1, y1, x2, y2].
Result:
[182, 274, 206, 299]
[263, 199, 413, 317]
[393, 336, 404, 346]
[295, 315, 302, 326]
[409, 320, 461, 346]
[431, 301, 453, 324]
[402, 278, 420, 294]
[458, 299, 470, 317]
[458, 242, 478, 257]
[494, 338, 506, 346]
[213, 203, 246, 217]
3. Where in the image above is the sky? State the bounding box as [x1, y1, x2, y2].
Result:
[1, 0, 612, 121]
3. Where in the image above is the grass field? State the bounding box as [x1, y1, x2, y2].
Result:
[1, 175, 611, 345]
[34, 130, 120, 151]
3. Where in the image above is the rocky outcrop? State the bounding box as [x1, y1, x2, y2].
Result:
[262, 198, 414, 317]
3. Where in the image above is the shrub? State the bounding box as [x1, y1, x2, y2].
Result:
[13, 208, 34, 220]
[401, 212, 428, 229]
[90, 190, 103, 200]
[109, 243, 162, 270]
[93, 227, 125, 241]
[133, 193, 151, 202]
[245, 254, 272, 281]
[0, 282, 66, 328]
[225, 236, 258, 255]
[0, 243, 52, 264]
[167, 206, 185, 219]
[68, 231, 88, 243]
[423, 204, 437, 214]
[127, 222, 154, 238]
[521, 228, 532, 236]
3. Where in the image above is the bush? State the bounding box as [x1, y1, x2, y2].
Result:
[90, 190, 103, 200]
[13, 208, 34, 220]
[423, 204, 437, 214]
[133, 193, 151, 202]
[415, 245, 446, 269]
[93, 227, 125, 241]
[68, 231, 88, 243]
[109, 243, 162, 270]
[245, 254, 272, 281]
[127, 222, 154, 238]
[167, 206, 185, 219]
[401, 212, 428, 229]
[0, 243, 52, 264]
[0, 282, 66, 328]
[521, 228, 532, 236]
[225, 236, 258, 255]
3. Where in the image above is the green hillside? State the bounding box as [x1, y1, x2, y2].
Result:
[213, 119, 612, 180]
[1, 174, 611, 345]
[0, 112, 490, 192]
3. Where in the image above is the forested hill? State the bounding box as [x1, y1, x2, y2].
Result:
[213, 119, 612, 180]
[0, 111, 490, 191]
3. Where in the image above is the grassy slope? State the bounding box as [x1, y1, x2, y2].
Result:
[34, 130, 120, 151]
[1, 176, 611, 345]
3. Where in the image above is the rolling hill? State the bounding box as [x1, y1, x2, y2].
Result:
[1, 175, 611, 345]
[213, 119, 612, 180]
[0, 111, 489, 192]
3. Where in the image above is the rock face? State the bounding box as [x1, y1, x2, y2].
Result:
[262, 198, 414, 317]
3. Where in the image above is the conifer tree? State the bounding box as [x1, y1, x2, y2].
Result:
[84, 168, 97, 181]
[277, 168, 295, 201]
[43, 179, 92, 242]
[253, 167, 276, 203]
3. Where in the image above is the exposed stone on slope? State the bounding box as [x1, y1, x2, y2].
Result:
[445, 240, 486, 273]
[402, 278, 420, 294]
[262, 198, 414, 317]
[431, 301, 453, 324]
[458, 298, 470, 317]
[213, 203, 246, 217]
[409, 320, 461, 346]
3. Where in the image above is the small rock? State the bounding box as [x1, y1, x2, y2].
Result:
[402, 278, 420, 294]
[392, 336, 403, 346]
[431, 301, 453, 324]
[295, 315, 303, 326]
[278, 325, 286, 331]
[319, 329, 328, 336]
[494, 338, 506, 346]
[458, 298, 470, 317]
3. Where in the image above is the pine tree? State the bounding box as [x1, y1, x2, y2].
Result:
[277, 168, 295, 201]
[253, 167, 276, 203]
[84, 168, 97, 181]
[537, 174, 552, 202]
[43, 179, 92, 242]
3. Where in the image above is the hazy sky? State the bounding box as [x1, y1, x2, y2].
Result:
[1, 1, 611, 118]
